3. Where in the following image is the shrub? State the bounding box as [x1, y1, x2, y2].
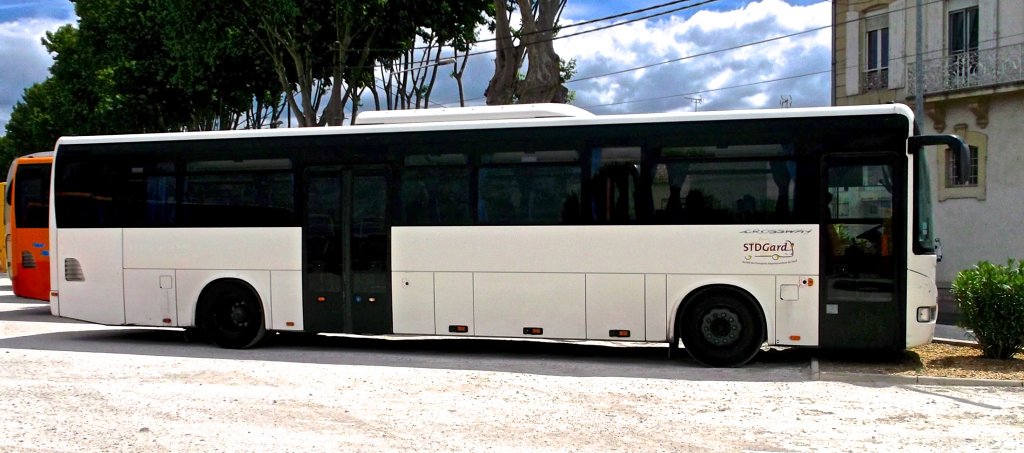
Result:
[951, 260, 1024, 359]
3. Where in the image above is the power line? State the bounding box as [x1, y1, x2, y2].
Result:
[565, 0, 959, 85]
[578, 69, 831, 109]
[450, 0, 724, 62]
[413, 0, 1012, 110]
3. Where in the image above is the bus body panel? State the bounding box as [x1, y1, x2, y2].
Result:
[391, 271, 436, 334]
[774, 275, 820, 346]
[122, 227, 301, 329]
[645, 274, 668, 341]
[907, 261, 938, 347]
[433, 272, 475, 336]
[11, 226, 49, 300]
[585, 273, 646, 341]
[54, 228, 302, 329]
[7, 156, 53, 301]
[270, 270, 304, 331]
[391, 225, 820, 275]
[475, 272, 587, 339]
[55, 228, 125, 325]
[393, 225, 819, 345]
[1, 181, 6, 274]
[122, 228, 301, 271]
[124, 269, 178, 326]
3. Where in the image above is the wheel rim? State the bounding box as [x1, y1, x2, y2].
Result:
[229, 299, 250, 327]
[699, 307, 742, 346]
[218, 295, 253, 333]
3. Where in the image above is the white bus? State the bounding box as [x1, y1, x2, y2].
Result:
[48, 104, 966, 367]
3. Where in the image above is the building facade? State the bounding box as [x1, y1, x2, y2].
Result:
[832, 0, 1023, 317]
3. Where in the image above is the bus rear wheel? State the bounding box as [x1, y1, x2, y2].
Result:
[678, 288, 764, 367]
[199, 281, 267, 349]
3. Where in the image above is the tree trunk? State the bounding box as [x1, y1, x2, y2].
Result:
[486, 0, 566, 105]
[485, 0, 522, 105]
[517, 0, 568, 104]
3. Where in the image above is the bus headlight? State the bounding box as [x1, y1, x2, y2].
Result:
[916, 306, 937, 323]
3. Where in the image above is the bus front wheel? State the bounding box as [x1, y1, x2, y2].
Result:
[677, 288, 764, 367]
[199, 281, 267, 349]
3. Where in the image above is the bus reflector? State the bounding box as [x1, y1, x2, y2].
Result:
[609, 330, 631, 338]
[286, 321, 295, 327]
[523, 327, 543, 335]
[449, 325, 469, 333]
[162, 318, 172, 324]
[317, 296, 326, 303]
[50, 291, 59, 298]
[789, 335, 801, 341]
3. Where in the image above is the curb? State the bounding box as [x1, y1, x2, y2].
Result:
[933, 338, 977, 347]
[809, 357, 1024, 387]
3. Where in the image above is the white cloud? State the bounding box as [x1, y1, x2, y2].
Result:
[551, 0, 832, 114]
[0, 18, 67, 132]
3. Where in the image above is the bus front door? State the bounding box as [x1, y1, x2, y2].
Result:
[303, 167, 392, 334]
[819, 156, 902, 349]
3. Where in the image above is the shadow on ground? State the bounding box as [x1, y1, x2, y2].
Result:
[1, 312, 813, 382]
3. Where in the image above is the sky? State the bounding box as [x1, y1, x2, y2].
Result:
[0, 0, 832, 133]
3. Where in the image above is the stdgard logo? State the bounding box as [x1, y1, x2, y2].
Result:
[742, 239, 796, 265]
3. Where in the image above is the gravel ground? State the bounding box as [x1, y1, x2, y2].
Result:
[819, 342, 1024, 381]
[3, 293, 1024, 451]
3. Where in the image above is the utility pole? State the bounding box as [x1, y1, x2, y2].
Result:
[684, 96, 703, 111]
[914, 0, 925, 132]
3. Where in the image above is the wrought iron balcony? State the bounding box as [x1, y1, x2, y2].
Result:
[907, 43, 1023, 95]
[860, 68, 889, 92]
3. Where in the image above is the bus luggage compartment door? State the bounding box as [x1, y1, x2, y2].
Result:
[775, 276, 818, 346]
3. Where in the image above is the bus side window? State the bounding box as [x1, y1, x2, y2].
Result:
[477, 150, 580, 225]
[652, 159, 797, 225]
[590, 147, 644, 224]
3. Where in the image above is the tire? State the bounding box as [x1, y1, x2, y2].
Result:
[678, 288, 765, 367]
[199, 281, 267, 349]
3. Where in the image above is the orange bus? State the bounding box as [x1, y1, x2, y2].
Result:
[5, 152, 52, 301]
[1, 182, 7, 274]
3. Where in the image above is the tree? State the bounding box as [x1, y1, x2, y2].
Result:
[158, 0, 285, 130]
[241, 0, 493, 126]
[485, 0, 570, 105]
[374, 0, 493, 110]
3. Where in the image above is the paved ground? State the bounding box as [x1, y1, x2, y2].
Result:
[1, 280, 1022, 451]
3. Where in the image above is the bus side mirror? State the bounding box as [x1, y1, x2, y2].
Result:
[908, 135, 969, 183]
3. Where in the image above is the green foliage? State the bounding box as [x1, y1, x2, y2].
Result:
[952, 260, 1024, 360]
[3, 0, 493, 146]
